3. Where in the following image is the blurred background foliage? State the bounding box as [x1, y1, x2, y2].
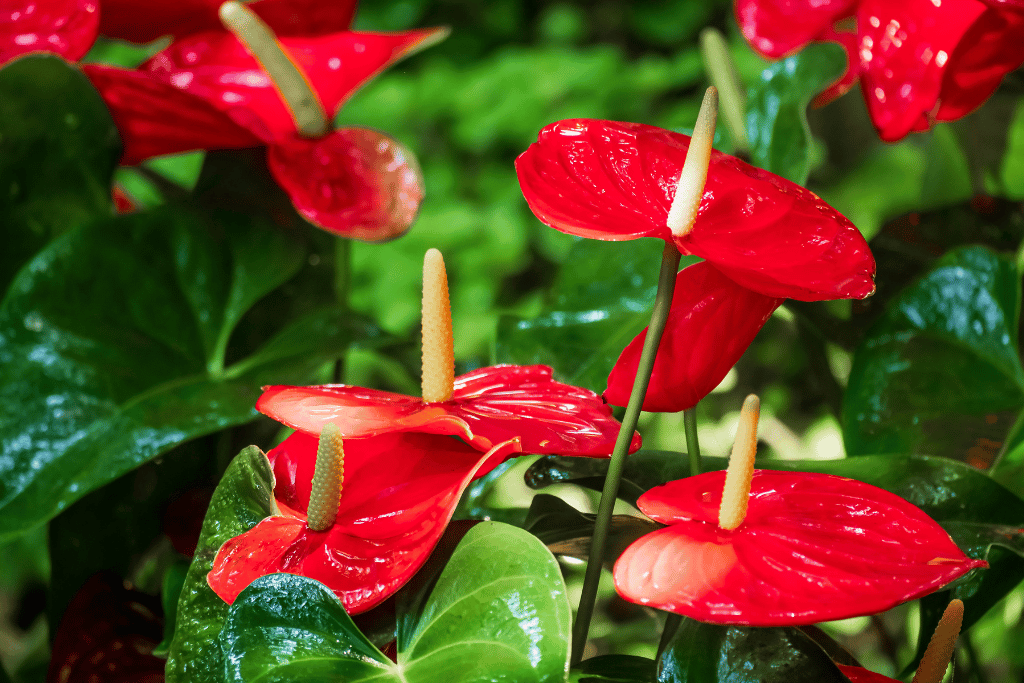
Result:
[4, 0, 1024, 680]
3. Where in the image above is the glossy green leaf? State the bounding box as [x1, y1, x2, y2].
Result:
[219, 521, 572, 682]
[657, 618, 850, 683]
[497, 237, 691, 393]
[745, 42, 846, 185]
[0, 55, 120, 294]
[843, 246, 1024, 463]
[166, 445, 277, 683]
[0, 207, 382, 538]
[571, 654, 655, 682]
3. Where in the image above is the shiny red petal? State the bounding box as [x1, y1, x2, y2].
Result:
[83, 64, 261, 165]
[734, 0, 856, 59]
[516, 119, 875, 301]
[604, 262, 783, 413]
[267, 127, 424, 240]
[257, 365, 639, 456]
[837, 665, 899, 683]
[144, 27, 447, 142]
[614, 470, 987, 625]
[934, 4, 1024, 123]
[99, 0, 357, 44]
[855, 0, 995, 141]
[207, 432, 508, 613]
[0, 0, 97, 66]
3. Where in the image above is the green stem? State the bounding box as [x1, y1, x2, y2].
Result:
[333, 238, 352, 384]
[684, 407, 701, 477]
[699, 27, 748, 155]
[571, 243, 681, 665]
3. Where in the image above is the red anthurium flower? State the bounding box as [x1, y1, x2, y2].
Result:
[613, 397, 986, 626]
[82, 3, 442, 240]
[1, 0, 97, 66]
[517, 117, 874, 412]
[258, 364, 640, 459]
[735, 0, 1024, 141]
[207, 429, 519, 613]
[517, 119, 873, 302]
[99, 0, 357, 44]
[256, 249, 640, 463]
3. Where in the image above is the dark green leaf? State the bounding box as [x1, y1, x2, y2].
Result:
[843, 246, 1024, 465]
[219, 521, 571, 682]
[571, 654, 656, 682]
[166, 445, 276, 683]
[0, 55, 120, 294]
[525, 493, 658, 561]
[746, 42, 846, 185]
[0, 207, 383, 537]
[657, 618, 851, 683]
[496, 238, 687, 393]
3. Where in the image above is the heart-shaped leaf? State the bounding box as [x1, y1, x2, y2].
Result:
[657, 618, 851, 683]
[165, 445, 276, 683]
[0, 55, 120, 294]
[843, 245, 1024, 465]
[218, 521, 571, 682]
[746, 42, 847, 185]
[0, 205, 377, 538]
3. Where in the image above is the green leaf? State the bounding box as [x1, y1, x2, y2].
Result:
[571, 654, 655, 682]
[0, 207, 382, 538]
[843, 246, 1024, 464]
[0, 55, 120, 294]
[166, 445, 277, 683]
[496, 238, 690, 393]
[745, 42, 846, 185]
[219, 521, 572, 682]
[657, 619, 851, 683]
[525, 493, 657, 561]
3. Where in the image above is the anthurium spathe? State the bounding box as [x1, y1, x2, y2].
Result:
[207, 427, 519, 612]
[735, 0, 1024, 141]
[613, 396, 986, 625]
[257, 249, 640, 460]
[0, 0, 97, 66]
[516, 115, 874, 412]
[516, 118, 873, 302]
[82, 2, 442, 240]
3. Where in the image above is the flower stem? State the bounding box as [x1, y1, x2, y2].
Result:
[684, 407, 701, 477]
[699, 28, 748, 155]
[571, 242, 681, 665]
